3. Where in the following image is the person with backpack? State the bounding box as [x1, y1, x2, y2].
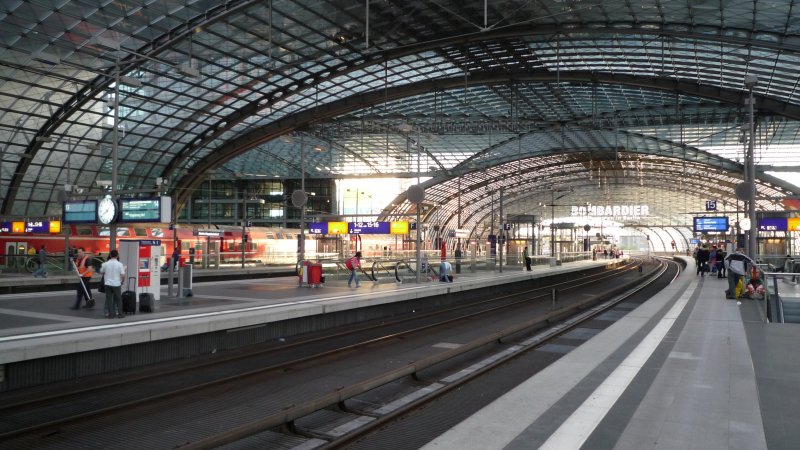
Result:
[346, 251, 362, 288]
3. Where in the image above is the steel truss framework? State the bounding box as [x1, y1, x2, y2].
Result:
[1, 0, 800, 235]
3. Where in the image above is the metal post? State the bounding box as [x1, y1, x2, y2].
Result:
[241, 193, 246, 268]
[747, 80, 758, 260]
[413, 135, 421, 284]
[551, 288, 557, 310]
[299, 136, 305, 262]
[551, 191, 555, 257]
[499, 187, 504, 273]
[111, 59, 120, 251]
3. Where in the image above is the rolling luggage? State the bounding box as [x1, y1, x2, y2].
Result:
[122, 277, 137, 315]
[139, 292, 154, 313]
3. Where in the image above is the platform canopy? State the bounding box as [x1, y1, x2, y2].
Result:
[2, 0, 800, 232]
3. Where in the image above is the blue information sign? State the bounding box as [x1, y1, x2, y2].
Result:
[25, 221, 48, 233]
[308, 222, 328, 234]
[348, 221, 391, 234]
[693, 216, 728, 232]
[758, 218, 788, 231]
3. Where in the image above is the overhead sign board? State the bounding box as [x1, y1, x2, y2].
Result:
[328, 222, 348, 235]
[758, 218, 788, 232]
[0, 220, 62, 234]
[788, 218, 800, 231]
[24, 221, 49, 233]
[119, 197, 171, 223]
[349, 221, 391, 234]
[308, 221, 410, 235]
[693, 216, 729, 232]
[63, 200, 97, 224]
[390, 221, 409, 235]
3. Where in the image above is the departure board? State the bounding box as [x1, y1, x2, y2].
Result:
[120, 198, 161, 222]
[693, 216, 728, 232]
[63, 200, 97, 224]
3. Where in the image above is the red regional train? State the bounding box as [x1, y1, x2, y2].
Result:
[0, 224, 322, 272]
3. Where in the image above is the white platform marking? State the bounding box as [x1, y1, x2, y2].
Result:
[539, 279, 697, 450]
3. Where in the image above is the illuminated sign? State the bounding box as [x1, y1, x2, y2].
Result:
[63, 200, 97, 224]
[390, 221, 409, 235]
[25, 221, 48, 233]
[120, 198, 160, 222]
[0, 221, 61, 234]
[138, 240, 162, 246]
[118, 196, 172, 223]
[308, 222, 328, 235]
[758, 218, 787, 232]
[789, 218, 800, 231]
[328, 222, 348, 235]
[308, 221, 410, 235]
[694, 216, 729, 232]
[571, 204, 650, 219]
[349, 221, 391, 234]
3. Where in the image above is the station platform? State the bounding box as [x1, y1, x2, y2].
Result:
[0, 257, 619, 370]
[423, 259, 800, 450]
[0, 264, 295, 294]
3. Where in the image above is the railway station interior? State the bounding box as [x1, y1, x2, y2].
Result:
[2, 1, 800, 449]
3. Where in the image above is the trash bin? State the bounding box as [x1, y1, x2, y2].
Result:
[308, 263, 322, 285]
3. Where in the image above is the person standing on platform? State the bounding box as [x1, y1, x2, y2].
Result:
[523, 246, 532, 271]
[725, 248, 749, 299]
[33, 245, 47, 278]
[100, 249, 125, 318]
[716, 248, 727, 278]
[172, 244, 180, 270]
[71, 247, 94, 309]
[347, 251, 362, 288]
[696, 245, 710, 277]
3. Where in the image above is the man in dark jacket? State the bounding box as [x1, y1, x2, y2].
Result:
[696, 245, 710, 277]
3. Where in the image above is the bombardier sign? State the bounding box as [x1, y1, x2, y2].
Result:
[570, 204, 650, 220]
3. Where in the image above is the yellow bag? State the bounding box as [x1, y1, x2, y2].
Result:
[735, 278, 744, 299]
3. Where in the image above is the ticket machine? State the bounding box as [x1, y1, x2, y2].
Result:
[120, 240, 162, 301]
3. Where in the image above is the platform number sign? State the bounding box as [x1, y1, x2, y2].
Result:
[705, 200, 717, 211]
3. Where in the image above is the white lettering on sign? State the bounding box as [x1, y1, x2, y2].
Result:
[570, 204, 651, 220]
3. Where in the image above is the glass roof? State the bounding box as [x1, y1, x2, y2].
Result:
[2, 0, 800, 234]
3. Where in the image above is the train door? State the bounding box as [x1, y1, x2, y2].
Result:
[4, 242, 28, 269]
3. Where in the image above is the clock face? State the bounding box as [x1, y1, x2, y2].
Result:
[98, 197, 117, 224]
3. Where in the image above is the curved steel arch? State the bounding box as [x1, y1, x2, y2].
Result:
[172, 69, 800, 212]
[11, 17, 800, 216]
[390, 150, 792, 235]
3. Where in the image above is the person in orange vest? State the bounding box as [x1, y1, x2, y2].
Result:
[71, 247, 95, 310]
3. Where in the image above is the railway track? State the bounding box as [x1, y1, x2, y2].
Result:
[0, 258, 671, 448]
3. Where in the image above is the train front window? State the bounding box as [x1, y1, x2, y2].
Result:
[151, 228, 164, 237]
[134, 228, 148, 237]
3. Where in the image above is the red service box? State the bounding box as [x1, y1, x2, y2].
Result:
[307, 263, 323, 284]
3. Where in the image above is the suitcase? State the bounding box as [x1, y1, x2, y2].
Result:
[139, 293, 154, 313]
[122, 277, 137, 315]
